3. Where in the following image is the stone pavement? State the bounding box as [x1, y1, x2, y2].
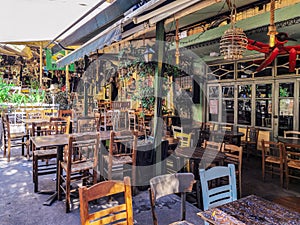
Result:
[0, 150, 203, 225]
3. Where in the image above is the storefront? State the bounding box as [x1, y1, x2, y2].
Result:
[206, 54, 300, 137]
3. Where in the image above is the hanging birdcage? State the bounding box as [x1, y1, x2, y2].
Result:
[220, 1, 248, 60]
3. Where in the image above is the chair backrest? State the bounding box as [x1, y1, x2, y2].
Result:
[174, 132, 192, 147]
[223, 144, 243, 197]
[202, 122, 214, 131]
[149, 173, 195, 225]
[58, 109, 73, 118]
[77, 116, 97, 133]
[32, 118, 70, 136]
[26, 110, 44, 119]
[202, 140, 223, 151]
[172, 125, 183, 135]
[43, 109, 58, 119]
[199, 164, 237, 210]
[107, 130, 138, 181]
[261, 139, 283, 160]
[66, 132, 100, 171]
[238, 127, 247, 142]
[284, 130, 300, 139]
[79, 176, 133, 225]
[127, 109, 136, 131]
[107, 109, 121, 130]
[257, 130, 270, 152]
[246, 126, 259, 144]
[50, 116, 71, 134]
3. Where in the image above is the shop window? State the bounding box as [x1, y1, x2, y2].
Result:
[238, 84, 252, 125]
[221, 85, 234, 123]
[208, 86, 219, 122]
[255, 84, 272, 128]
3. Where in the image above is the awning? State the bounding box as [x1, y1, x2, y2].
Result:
[51, 0, 141, 54]
[56, 25, 122, 68]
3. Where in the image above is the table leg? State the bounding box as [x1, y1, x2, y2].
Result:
[43, 145, 64, 206]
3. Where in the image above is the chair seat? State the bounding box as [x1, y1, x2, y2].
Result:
[287, 159, 300, 169]
[103, 155, 133, 165]
[33, 149, 57, 157]
[11, 132, 26, 139]
[265, 156, 281, 164]
[61, 161, 94, 173]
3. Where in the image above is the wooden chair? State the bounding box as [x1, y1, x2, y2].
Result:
[43, 109, 58, 119]
[199, 164, 237, 210]
[201, 140, 224, 169]
[174, 131, 192, 148]
[149, 173, 195, 225]
[261, 140, 284, 187]
[58, 132, 100, 213]
[127, 109, 136, 131]
[101, 130, 138, 185]
[257, 130, 270, 153]
[284, 131, 300, 139]
[241, 126, 259, 158]
[77, 116, 97, 133]
[32, 118, 70, 192]
[1, 113, 27, 162]
[223, 144, 243, 197]
[171, 125, 183, 135]
[25, 109, 45, 136]
[58, 109, 73, 118]
[283, 143, 300, 189]
[79, 176, 133, 225]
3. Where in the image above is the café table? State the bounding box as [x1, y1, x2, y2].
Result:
[197, 194, 300, 225]
[30, 130, 111, 206]
[174, 147, 226, 176]
[210, 130, 245, 146]
[277, 136, 300, 148]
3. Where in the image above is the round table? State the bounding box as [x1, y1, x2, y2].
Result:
[277, 136, 300, 148]
[209, 131, 245, 146]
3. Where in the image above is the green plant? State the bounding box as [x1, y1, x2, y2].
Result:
[279, 87, 289, 97]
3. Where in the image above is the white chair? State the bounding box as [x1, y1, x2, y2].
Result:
[199, 164, 237, 210]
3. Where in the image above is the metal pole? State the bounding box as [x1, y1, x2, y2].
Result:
[154, 20, 165, 176]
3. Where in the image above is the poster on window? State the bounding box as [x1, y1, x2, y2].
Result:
[279, 99, 293, 116]
[209, 99, 218, 114]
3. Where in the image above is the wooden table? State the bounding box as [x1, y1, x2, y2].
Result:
[174, 147, 226, 179]
[198, 195, 300, 224]
[30, 131, 111, 206]
[210, 131, 245, 146]
[278, 136, 300, 148]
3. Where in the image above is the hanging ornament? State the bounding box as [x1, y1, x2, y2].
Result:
[220, 0, 248, 60]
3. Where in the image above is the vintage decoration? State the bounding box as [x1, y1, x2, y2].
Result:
[247, 0, 300, 72]
[220, 0, 248, 60]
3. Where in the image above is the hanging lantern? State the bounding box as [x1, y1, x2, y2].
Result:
[220, 0, 248, 60]
[143, 46, 155, 63]
[220, 27, 248, 60]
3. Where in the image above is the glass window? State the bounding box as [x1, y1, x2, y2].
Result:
[208, 86, 219, 122]
[255, 84, 272, 128]
[221, 85, 234, 123]
[238, 84, 252, 125]
[238, 99, 251, 125]
[279, 83, 294, 97]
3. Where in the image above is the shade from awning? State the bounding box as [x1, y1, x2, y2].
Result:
[56, 25, 122, 68]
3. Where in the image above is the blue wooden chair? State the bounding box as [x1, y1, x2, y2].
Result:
[199, 164, 237, 210]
